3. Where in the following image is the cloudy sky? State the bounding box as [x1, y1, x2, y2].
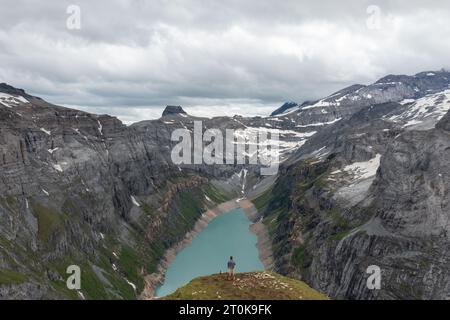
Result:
[1, 0, 450, 123]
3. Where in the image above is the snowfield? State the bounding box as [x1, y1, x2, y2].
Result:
[233, 127, 317, 162]
[330, 154, 382, 206]
[0, 93, 29, 108]
[296, 117, 342, 128]
[342, 154, 382, 180]
[388, 89, 450, 130]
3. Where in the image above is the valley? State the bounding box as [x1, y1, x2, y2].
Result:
[154, 207, 262, 297]
[1, 69, 450, 300]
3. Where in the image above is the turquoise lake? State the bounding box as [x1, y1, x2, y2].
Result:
[155, 208, 264, 297]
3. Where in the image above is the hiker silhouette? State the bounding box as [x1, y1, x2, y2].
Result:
[227, 256, 236, 280]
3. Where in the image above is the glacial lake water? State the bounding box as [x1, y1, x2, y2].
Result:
[155, 208, 264, 297]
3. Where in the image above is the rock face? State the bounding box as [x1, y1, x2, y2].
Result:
[0, 88, 241, 299]
[1, 69, 450, 300]
[436, 109, 450, 131]
[0, 84, 310, 299]
[161, 105, 187, 117]
[274, 70, 450, 129]
[0, 83, 33, 98]
[256, 70, 450, 300]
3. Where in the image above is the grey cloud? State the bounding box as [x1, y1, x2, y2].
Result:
[1, 0, 450, 122]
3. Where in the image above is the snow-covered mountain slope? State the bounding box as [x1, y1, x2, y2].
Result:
[0, 92, 30, 108]
[269, 70, 450, 130]
[255, 71, 450, 300]
[385, 89, 450, 130]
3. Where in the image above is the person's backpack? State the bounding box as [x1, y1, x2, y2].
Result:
[228, 260, 236, 269]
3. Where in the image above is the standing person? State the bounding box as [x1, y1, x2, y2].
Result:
[227, 256, 236, 280]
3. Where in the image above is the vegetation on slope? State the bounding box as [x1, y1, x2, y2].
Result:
[164, 271, 328, 300]
[0, 178, 236, 300]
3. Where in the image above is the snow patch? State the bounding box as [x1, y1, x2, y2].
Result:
[403, 119, 423, 128]
[240, 168, 248, 194]
[77, 291, 85, 300]
[125, 278, 137, 291]
[343, 154, 381, 180]
[97, 120, 103, 135]
[40, 128, 51, 135]
[0, 93, 29, 108]
[296, 118, 342, 128]
[233, 127, 316, 162]
[52, 164, 63, 172]
[73, 128, 88, 141]
[131, 195, 140, 207]
[266, 117, 283, 122]
[400, 99, 416, 105]
[387, 89, 450, 129]
[302, 100, 336, 110]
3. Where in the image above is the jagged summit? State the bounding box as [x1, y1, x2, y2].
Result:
[0, 83, 33, 98]
[270, 101, 299, 116]
[162, 105, 187, 117]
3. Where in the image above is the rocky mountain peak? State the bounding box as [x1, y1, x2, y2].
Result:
[162, 105, 187, 117]
[271, 101, 299, 116]
[0, 82, 31, 98]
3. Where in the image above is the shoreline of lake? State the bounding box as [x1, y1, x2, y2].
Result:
[140, 198, 274, 299]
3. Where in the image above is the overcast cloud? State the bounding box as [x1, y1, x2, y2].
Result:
[1, 0, 450, 123]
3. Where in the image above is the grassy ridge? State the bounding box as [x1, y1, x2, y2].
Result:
[164, 271, 328, 300]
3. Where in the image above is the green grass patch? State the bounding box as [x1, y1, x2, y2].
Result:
[0, 196, 19, 213]
[291, 244, 312, 270]
[79, 264, 109, 299]
[399, 282, 423, 299]
[203, 184, 232, 204]
[328, 209, 351, 229]
[30, 201, 64, 243]
[141, 202, 156, 217]
[118, 245, 145, 292]
[328, 230, 352, 241]
[0, 269, 28, 285]
[252, 188, 273, 211]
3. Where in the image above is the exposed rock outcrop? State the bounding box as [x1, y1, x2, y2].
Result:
[257, 71, 450, 300]
[2, 69, 450, 300]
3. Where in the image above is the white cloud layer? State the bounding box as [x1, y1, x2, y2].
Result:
[1, 0, 450, 122]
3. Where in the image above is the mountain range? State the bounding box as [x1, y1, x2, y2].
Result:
[0, 69, 449, 299]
